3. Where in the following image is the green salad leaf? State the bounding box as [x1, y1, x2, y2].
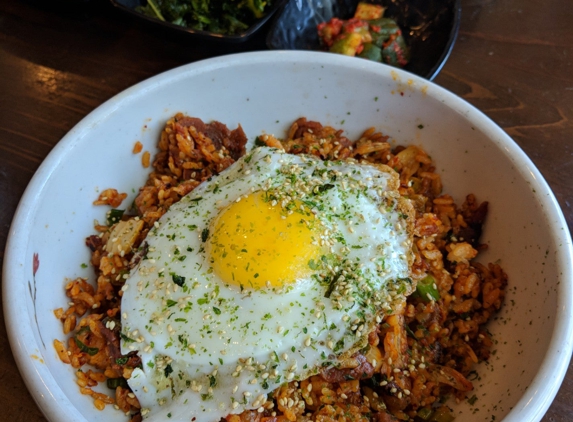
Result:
[136, 0, 272, 35]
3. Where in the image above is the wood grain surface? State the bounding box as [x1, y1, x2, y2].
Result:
[1, 0, 572, 420]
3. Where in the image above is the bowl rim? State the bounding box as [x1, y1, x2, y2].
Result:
[3, 50, 573, 422]
[426, 0, 462, 80]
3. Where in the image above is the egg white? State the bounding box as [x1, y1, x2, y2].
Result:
[121, 147, 414, 421]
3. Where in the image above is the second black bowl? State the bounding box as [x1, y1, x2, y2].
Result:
[111, 0, 288, 43]
[266, 0, 461, 80]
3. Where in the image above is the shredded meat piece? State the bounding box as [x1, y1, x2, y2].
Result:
[430, 365, 474, 392]
[290, 118, 324, 139]
[98, 320, 141, 370]
[129, 241, 148, 270]
[86, 235, 103, 252]
[458, 195, 488, 246]
[372, 411, 399, 422]
[98, 321, 120, 359]
[321, 353, 374, 383]
[129, 413, 142, 422]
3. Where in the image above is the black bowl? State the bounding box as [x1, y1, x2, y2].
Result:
[266, 0, 461, 80]
[110, 0, 289, 43]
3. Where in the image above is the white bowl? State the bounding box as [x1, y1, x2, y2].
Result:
[3, 51, 573, 422]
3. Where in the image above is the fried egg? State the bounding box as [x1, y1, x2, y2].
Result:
[121, 146, 415, 421]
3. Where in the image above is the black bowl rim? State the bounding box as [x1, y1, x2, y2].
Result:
[109, 0, 289, 43]
[425, 0, 461, 80]
[265, 0, 462, 80]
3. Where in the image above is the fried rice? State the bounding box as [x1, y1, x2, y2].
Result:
[54, 113, 507, 422]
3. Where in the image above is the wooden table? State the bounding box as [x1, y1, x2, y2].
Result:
[1, 0, 572, 420]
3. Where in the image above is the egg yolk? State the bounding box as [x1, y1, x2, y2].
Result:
[207, 191, 321, 289]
